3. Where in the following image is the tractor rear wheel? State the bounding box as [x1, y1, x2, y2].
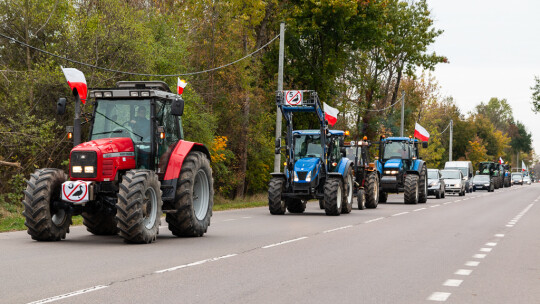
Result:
[286, 198, 306, 213]
[324, 178, 343, 216]
[379, 191, 388, 203]
[341, 167, 354, 214]
[167, 151, 213, 237]
[357, 189, 366, 210]
[319, 199, 325, 209]
[116, 170, 162, 243]
[418, 166, 428, 204]
[268, 178, 286, 215]
[404, 174, 419, 204]
[365, 172, 379, 209]
[22, 169, 71, 241]
[83, 210, 118, 235]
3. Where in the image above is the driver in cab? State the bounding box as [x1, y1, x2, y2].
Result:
[130, 106, 150, 141]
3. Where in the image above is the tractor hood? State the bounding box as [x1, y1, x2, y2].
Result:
[72, 137, 135, 155]
[383, 159, 403, 170]
[294, 157, 319, 172]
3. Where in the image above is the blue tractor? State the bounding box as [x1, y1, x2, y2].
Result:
[269, 90, 355, 216]
[376, 136, 428, 204]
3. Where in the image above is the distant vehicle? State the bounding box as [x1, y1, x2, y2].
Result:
[427, 169, 445, 199]
[502, 164, 512, 187]
[445, 161, 473, 193]
[512, 172, 524, 185]
[472, 174, 494, 192]
[441, 169, 465, 196]
[523, 176, 531, 185]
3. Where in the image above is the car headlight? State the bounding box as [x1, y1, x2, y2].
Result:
[72, 166, 82, 173]
[429, 181, 439, 187]
[484, 183, 490, 186]
[293, 171, 298, 182]
[305, 171, 312, 182]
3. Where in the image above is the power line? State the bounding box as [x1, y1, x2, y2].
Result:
[0, 32, 280, 77]
[359, 94, 404, 112]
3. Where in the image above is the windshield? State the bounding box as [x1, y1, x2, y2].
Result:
[441, 170, 461, 179]
[512, 174, 522, 180]
[474, 175, 489, 182]
[91, 99, 151, 143]
[427, 170, 438, 180]
[383, 141, 409, 159]
[294, 134, 322, 161]
[449, 167, 468, 177]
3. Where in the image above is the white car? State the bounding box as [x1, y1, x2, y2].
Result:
[441, 169, 466, 196]
[523, 176, 531, 185]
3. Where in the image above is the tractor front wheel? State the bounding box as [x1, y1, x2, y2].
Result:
[268, 178, 286, 215]
[379, 191, 388, 203]
[324, 178, 343, 216]
[357, 189, 366, 210]
[404, 174, 419, 204]
[22, 169, 71, 241]
[286, 198, 306, 213]
[341, 167, 354, 214]
[418, 166, 428, 204]
[365, 172, 379, 209]
[82, 210, 118, 235]
[167, 151, 214, 236]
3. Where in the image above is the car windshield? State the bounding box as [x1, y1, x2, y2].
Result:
[524, 176, 530, 181]
[294, 134, 322, 161]
[449, 167, 468, 177]
[474, 175, 489, 182]
[512, 174, 522, 180]
[383, 141, 409, 159]
[441, 170, 461, 179]
[427, 170, 438, 179]
[91, 99, 151, 144]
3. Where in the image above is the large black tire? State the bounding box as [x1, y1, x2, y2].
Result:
[379, 191, 388, 203]
[268, 178, 286, 215]
[435, 189, 441, 199]
[494, 180, 499, 189]
[357, 189, 366, 210]
[82, 210, 118, 235]
[286, 198, 306, 213]
[22, 169, 71, 241]
[341, 167, 354, 214]
[324, 178, 343, 216]
[319, 199, 325, 209]
[404, 174, 419, 204]
[117, 170, 162, 243]
[167, 151, 213, 237]
[418, 166, 428, 204]
[365, 172, 379, 209]
[441, 188, 445, 198]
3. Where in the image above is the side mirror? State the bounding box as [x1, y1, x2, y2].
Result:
[422, 141, 428, 149]
[57, 98, 67, 115]
[171, 98, 184, 116]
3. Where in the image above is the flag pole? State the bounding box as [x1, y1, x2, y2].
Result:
[274, 22, 285, 173]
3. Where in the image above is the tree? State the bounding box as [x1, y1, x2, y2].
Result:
[475, 97, 513, 133]
[532, 76, 540, 113]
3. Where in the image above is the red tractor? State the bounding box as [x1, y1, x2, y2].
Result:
[22, 81, 214, 243]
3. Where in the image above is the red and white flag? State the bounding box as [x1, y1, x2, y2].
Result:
[414, 123, 430, 141]
[323, 102, 339, 126]
[177, 78, 187, 95]
[61, 66, 87, 104]
[499, 157, 504, 164]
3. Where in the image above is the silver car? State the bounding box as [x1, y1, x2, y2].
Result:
[441, 169, 465, 196]
[427, 169, 445, 199]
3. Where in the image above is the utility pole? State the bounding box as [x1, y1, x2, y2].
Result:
[73, 92, 81, 147]
[273, 22, 285, 173]
[449, 119, 453, 162]
[400, 91, 405, 137]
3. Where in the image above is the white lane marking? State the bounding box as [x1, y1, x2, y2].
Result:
[392, 212, 409, 217]
[485, 242, 497, 247]
[443, 202, 452, 205]
[465, 261, 480, 267]
[430, 205, 440, 208]
[413, 207, 427, 212]
[365, 217, 384, 223]
[455, 200, 462, 202]
[495, 234, 505, 237]
[480, 248, 493, 252]
[443, 279, 463, 287]
[455, 269, 473, 276]
[223, 219, 237, 222]
[323, 225, 353, 233]
[262, 237, 308, 249]
[473, 254, 487, 259]
[241, 216, 252, 219]
[155, 254, 237, 273]
[428, 292, 451, 301]
[27, 285, 108, 304]
[506, 225, 514, 227]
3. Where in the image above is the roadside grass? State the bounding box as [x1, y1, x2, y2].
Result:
[0, 194, 267, 232]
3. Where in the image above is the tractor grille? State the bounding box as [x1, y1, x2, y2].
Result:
[70, 151, 97, 178]
[297, 171, 308, 180]
[102, 159, 114, 177]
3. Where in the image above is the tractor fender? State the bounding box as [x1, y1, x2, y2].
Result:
[163, 140, 210, 181]
[375, 160, 383, 174]
[333, 158, 354, 179]
[410, 159, 425, 172]
[270, 172, 286, 180]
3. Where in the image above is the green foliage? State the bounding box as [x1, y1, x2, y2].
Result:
[532, 76, 540, 113]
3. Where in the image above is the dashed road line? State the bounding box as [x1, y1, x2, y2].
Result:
[495, 234, 505, 237]
[392, 212, 409, 217]
[465, 261, 480, 267]
[485, 242, 497, 246]
[155, 254, 238, 273]
[365, 217, 384, 223]
[27, 286, 109, 304]
[427, 292, 451, 302]
[473, 253, 487, 259]
[262, 236, 308, 249]
[455, 269, 473, 276]
[323, 225, 353, 233]
[443, 279, 463, 287]
[479, 248, 492, 252]
[430, 205, 440, 208]
[413, 207, 427, 212]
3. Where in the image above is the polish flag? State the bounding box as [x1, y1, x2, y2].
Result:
[414, 123, 430, 141]
[61, 66, 87, 104]
[177, 78, 187, 95]
[323, 102, 339, 126]
[499, 157, 504, 164]
[522, 160, 526, 171]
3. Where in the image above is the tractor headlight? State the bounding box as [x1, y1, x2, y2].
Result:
[305, 171, 312, 182]
[384, 170, 399, 175]
[84, 166, 95, 174]
[293, 171, 299, 182]
[72, 166, 83, 173]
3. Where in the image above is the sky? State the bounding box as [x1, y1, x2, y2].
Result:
[425, 0, 540, 159]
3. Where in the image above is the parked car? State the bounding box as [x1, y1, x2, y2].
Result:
[427, 169, 446, 199]
[523, 176, 531, 185]
[472, 174, 494, 192]
[441, 169, 466, 196]
[512, 172, 524, 185]
[445, 161, 474, 193]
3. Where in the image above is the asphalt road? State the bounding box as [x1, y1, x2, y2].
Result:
[1, 184, 539, 304]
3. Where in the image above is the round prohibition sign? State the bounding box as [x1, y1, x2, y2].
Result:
[285, 90, 303, 106]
